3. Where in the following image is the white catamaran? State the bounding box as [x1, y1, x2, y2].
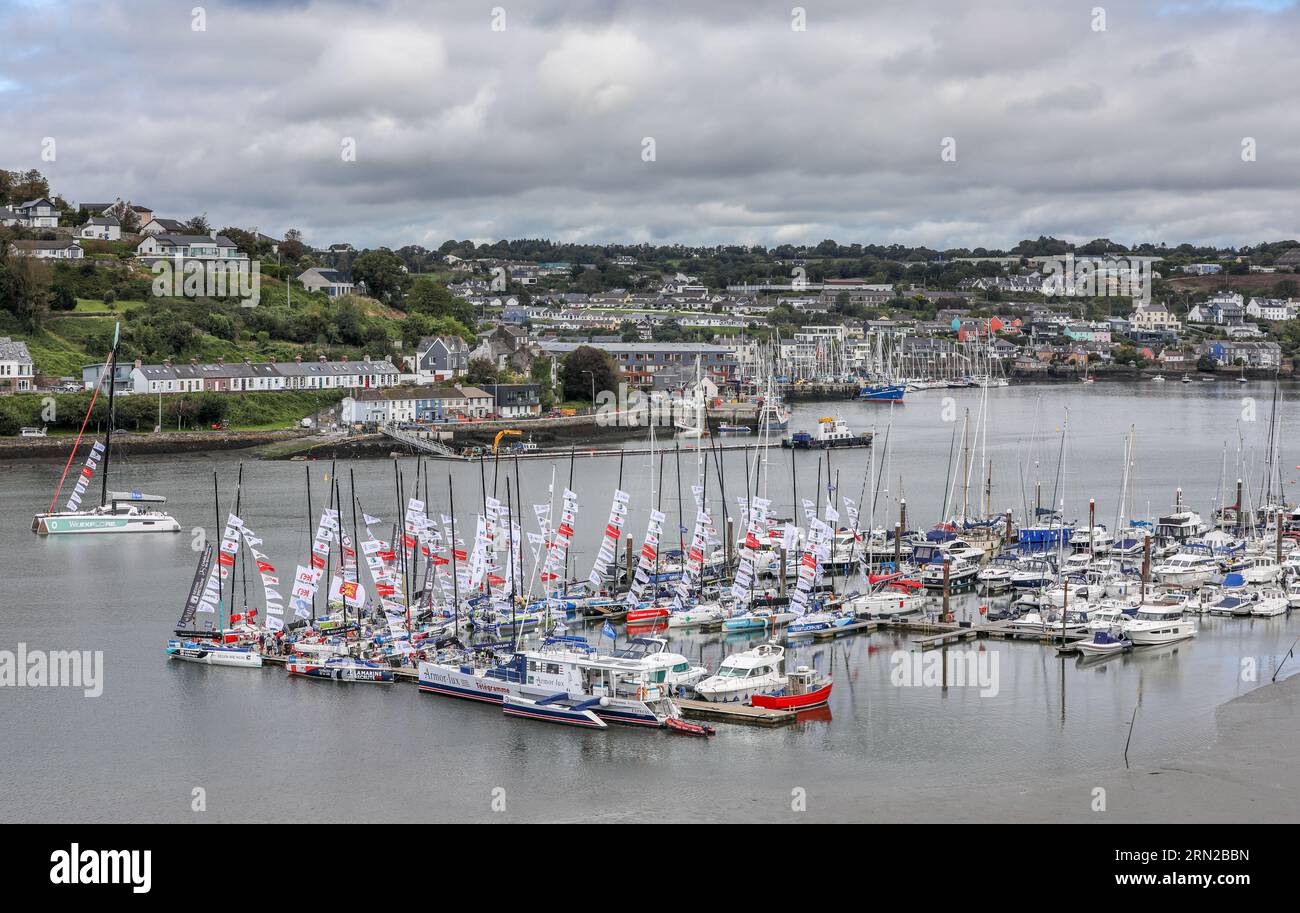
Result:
[32, 324, 179, 536]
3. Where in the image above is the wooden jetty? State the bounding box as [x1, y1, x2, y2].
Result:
[675, 697, 799, 727]
[904, 619, 1089, 651]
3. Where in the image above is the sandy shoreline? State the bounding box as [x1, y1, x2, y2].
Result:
[819, 669, 1300, 823]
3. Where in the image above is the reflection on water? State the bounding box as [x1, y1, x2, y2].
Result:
[0, 382, 1296, 821]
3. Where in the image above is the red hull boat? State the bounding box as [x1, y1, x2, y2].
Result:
[626, 605, 671, 624]
[749, 668, 833, 711]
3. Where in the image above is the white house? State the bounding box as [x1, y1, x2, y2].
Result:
[13, 197, 60, 228]
[135, 232, 249, 268]
[0, 337, 35, 394]
[1246, 297, 1294, 322]
[78, 216, 121, 241]
[0, 207, 21, 227]
[297, 268, 356, 298]
[8, 239, 84, 260]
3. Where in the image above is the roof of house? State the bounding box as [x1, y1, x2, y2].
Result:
[9, 239, 80, 250]
[85, 216, 120, 227]
[143, 233, 239, 247]
[145, 218, 187, 232]
[0, 337, 33, 361]
[297, 267, 353, 285]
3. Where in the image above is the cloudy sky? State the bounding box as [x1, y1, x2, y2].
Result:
[1, 0, 1297, 250]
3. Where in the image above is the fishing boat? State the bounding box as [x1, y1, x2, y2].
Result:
[694, 642, 786, 703]
[1075, 630, 1132, 656]
[1123, 604, 1198, 645]
[750, 665, 832, 710]
[285, 656, 395, 682]
[165, 638, 263, 668]
[756, 396, 791, 431]
[501, 693, 607, 729]
[857, 382, 906, 402]
[32, 324, 180, 536]
[781, 416, 870, 449]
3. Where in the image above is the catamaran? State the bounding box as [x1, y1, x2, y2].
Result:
[32, 324, 179, 536]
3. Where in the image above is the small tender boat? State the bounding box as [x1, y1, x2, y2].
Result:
[1076, 630, 1132, 656]
[285, 657, 395, 683]
[750, 666, 832, 710]
[666, 717, 715, 737]
[165, 639, 263, 668]
[502, 693, 607, 729]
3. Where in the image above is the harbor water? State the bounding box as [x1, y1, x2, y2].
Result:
[1, 381, 1297, 822]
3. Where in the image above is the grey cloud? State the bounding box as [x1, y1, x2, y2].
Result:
[0, 0, 1297, 250]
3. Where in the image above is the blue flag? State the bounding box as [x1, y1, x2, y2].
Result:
[601, 621, 617, 642]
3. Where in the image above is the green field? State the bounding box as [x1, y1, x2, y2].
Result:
[0, 388, 345, 437]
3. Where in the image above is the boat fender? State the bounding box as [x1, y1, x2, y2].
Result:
[600, 696, 610, 707]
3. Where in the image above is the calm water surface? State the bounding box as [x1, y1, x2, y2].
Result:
[1, 381, 1296, 821]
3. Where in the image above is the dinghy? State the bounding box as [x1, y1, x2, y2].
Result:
[1075, 630, 1132, 656]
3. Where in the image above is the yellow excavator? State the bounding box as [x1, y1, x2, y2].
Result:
[492, 429, 522, 454]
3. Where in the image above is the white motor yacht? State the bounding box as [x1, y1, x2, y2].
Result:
[694, 642, 786, 703]
[1123, 604, 1198, 645]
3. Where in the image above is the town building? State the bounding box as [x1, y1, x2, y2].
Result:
[536, 340, 737, 387]
[480, 383, 543, 418]
[0, 337, 35, 394]
[411, 335, 470, 382]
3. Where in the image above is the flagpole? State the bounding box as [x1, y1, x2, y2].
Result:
[448, 473, 460, 637]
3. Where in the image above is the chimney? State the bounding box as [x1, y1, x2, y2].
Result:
[216, 356, 224, 366]
[163, 358, 172, 368]
[190, 356, 198, 365]
[295, 354, 302, 364]
[341, 354, 348, 363]
[319, 354, 327, 362]
[134, 358, 142, 369]
[209, 229, 218, 240]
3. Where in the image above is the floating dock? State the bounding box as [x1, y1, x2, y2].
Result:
[675, 697, 800, 727]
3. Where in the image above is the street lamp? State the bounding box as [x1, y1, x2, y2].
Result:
[581, 369, 595, 413]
